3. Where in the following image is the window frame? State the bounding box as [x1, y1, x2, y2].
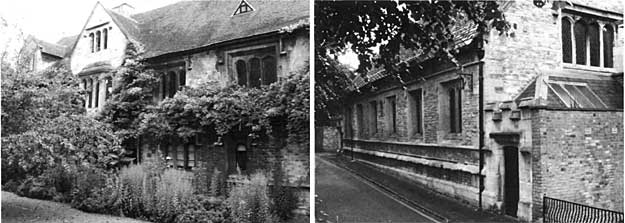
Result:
[226, 44, 279, 88]
[408, 88, 424, 136]
[560, 13, 617, 71]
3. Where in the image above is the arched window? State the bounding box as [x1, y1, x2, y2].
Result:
[103, 28, 108, 50]
[588, 23, 600, 66]
[574, 20, 587, 65]
[261, 56, 277, 85]
[94, 79, 99, 107]
[561, 18, 573, 63]
[168, 71, 176, 98]
[249, 58, 261, 88]
[89, 33, 94, 53]
[236, 60, 247, 86]
[179, 70, 186, 88]
[603, 25, 614, 68]
[96, 31, 101, 52]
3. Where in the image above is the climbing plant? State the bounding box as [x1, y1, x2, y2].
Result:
[138, 65, 310, 144]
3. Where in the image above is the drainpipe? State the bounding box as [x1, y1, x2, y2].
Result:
[477, 37, 486, 211]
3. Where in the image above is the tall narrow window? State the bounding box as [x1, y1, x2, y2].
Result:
[236, 60, 247, 86]
[387, 96, 397, 134]
[82, 79, 88, 107]
[96, 31, 101, 52]
[356, 104, 364, 138]
[345, 107, 353, 138]
[89, 33, 94, 53]
[561, 18, 573, 63]
[369, 101, 377, 134]
[262, 56, 277, 85]
[94, 79, 99, 108]
[574, 20, 587, 65]
[249, 58, 261, 88]
[589, 23, 600, 66]
[168, 71, 176, 98]
[161, 74, 167, 99]
[179, 70, 186, 88]
[103, 28, 108, 50]
[88, 79, 93, 108]
[409, 89, 423, 134]
[447, 81, 462, 133]
[603, 25, 614, 68]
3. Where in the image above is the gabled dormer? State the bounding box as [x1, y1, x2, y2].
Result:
[69, 2, 136, 76]
[233, 0, 254, 16]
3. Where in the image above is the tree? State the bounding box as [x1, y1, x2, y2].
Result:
[315, 1, 509, 121]
[97, 41, 159, 150]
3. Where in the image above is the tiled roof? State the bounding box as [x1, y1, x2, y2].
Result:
[28, 36, 68, 59]
[351, 22, 478, 89]
[107, 0, 308, 58]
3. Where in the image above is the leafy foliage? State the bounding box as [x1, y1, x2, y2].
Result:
[1, 63, 127, 185]
[97, 41, 159, 143]
[139, 66, 310, 144]
[315, 1, 509, 122]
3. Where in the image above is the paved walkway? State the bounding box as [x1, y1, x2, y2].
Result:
[1, 191, 149, 223]
[316, 156, 438, 223]
[320, 153, 519, 223]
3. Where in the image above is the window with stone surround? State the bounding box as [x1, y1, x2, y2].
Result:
[345, 107, 353, 138]
[229, 46, 278, 88]
[386, 96, 397, 134]
[356, 104, 364, 138]
[85, 26, 111, 53]
[442, 79, 462, 133]
[369, 101, 378, 135]
[157, 69, 186, 100]
[561, 13, 616, 68]
[409, 89, 423, 135]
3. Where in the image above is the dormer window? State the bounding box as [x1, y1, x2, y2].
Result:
[233, 0, 254, 16]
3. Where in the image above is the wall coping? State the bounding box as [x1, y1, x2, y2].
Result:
[344, 138, 481, 151]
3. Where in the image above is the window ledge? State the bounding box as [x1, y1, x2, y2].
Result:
[563, 63, 617, 74]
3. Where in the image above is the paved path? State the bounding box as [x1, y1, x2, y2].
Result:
[1, 191, 149, 223]
[315, 155, 437, 223]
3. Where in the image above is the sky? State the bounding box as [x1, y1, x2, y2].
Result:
[0, 0, 182, 44]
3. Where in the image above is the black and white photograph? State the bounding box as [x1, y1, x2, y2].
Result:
[314, 0, 624, 222]
[1, 0, 309, 222]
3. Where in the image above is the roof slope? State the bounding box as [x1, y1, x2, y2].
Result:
[515, 74, 623, 110]
[28, 36, 68, 58]
[108, 0, 308, 58]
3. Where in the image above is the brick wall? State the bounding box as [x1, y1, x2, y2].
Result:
[533, 110, 623, 213]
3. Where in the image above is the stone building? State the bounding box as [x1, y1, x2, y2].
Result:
[63, 0, 309, 187]
[15, 35, 70, 73]
[341, 1, 622, 222]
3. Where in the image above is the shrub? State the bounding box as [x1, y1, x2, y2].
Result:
[70, 167, 116, 213]
[225, 172, 277, 223]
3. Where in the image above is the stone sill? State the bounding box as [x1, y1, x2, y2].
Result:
[562, 63, 617, 74]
